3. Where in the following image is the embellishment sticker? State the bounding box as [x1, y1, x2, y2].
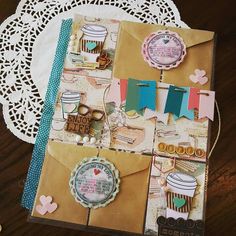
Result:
[69, 157, 120, 208]
[142, 30, 186, 70]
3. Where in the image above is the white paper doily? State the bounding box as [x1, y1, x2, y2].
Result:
[0, 0, 188, 144]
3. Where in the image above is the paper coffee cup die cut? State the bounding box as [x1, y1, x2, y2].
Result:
[80, 24, 108, 63]
[166, 172, 197, 219]
[69, 157, 120, 209]
[166, 172, 197, 197]
[142, 30, 186, 70]
[61, 91, 80, 119]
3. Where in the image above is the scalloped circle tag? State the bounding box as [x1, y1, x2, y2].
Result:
[69, 157, 120, 209]
[142, 30, 186, 70]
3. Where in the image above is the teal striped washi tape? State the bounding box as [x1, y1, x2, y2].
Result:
[21, 18, 72, 210]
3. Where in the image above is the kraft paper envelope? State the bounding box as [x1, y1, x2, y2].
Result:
[31, 141, 152, 234]
[113, 21, 215, 90]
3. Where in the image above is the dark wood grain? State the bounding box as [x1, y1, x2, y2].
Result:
[0, 0, 236, 235]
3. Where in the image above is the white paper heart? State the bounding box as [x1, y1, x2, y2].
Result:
[40, 195, 52, 205]
[189, 74, 198, 83]
[198, 76, 208, 85]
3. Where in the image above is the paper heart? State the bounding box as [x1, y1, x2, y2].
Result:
[163, 39, 169, 44]
[189, 69, 208, 85]
[40, 195, 52, 205]
[94, 169, 101, 175]
[173, 197, 186, 208]
[86, 42, 97, 50]
[36, 205, 48, 215]
[198, 76, 208, 85]
[64, 103, 76, 113]
[195, 69, 206, 77]
[46, 202, 58, 213]
[189, 74, 198, 83]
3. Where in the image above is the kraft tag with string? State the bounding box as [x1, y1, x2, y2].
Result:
[125, 78, 141, 113]
[188, 87, 200, 110]
[164, 85, 184, 117]
[138, 80, 156, 111]
[199, 90, 215, 121]
[174, 87, 194, 120]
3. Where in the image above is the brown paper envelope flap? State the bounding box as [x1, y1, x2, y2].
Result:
[99, 148, 151, 178]
[47, 141, 151, 178]
[121, 21, 214, 49]
[47, 141, 98, 170]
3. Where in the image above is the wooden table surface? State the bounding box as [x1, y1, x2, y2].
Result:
[0, 0, 235, 235]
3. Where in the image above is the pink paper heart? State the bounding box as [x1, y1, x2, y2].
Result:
[195, 69, 206, 77]
[46, 202, 58, 213]
[198, 76, 208, 85]
[36, 205, 47, 215]
[189, 74, 198, 83]
[40, 195, 52, 205]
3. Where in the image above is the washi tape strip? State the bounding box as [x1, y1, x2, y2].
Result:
[70, 157, 120, 209]
[21, 19, 73, 210]
[142, 30, 186, 70]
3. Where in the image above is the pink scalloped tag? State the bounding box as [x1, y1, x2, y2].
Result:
[142, 30, 186, 70]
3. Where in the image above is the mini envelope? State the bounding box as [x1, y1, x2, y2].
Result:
[113, 21, 215, 91]
[31, 141, 152, 234]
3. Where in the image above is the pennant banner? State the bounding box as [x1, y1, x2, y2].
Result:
[120, 79, 128, 103]
[125, 78, 140, 112]
[188, 87, 200, 110]
[138, 80, 156, 111]
[155, 82, 170, 124]
[174, 87, 194, 120]
[164, 85, 184, 117]
[199, 90, 215, 121]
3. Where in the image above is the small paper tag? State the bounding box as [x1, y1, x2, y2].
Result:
[199, 90, 215, 121]
[138, 81, 156, 111]
[120, 79, 128, 103]
[188, 87, 200, 110]
[164, 86, 184, 117]
[174, 87, 194, 120]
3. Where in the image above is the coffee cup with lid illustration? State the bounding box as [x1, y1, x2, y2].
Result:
[166, 172, 197, 220]
[80, 24, 108, 63]
[61, 91, 80, 119]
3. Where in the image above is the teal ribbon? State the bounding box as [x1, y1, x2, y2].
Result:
[21, 19, 72, 210]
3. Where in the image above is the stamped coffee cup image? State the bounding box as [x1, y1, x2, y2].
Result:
[80, 24, 108, 63]
[166, 172, 197, 220]
[61, 91, 81, 119]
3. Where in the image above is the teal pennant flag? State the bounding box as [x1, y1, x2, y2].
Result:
[125, 78, 141, 112]
[164, 85, 184, 116]
[174, 87, 194, 120]
[138, 80, 156, 111]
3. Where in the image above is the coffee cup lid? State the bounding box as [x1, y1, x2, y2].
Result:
[81, 24, 108, 37]
[61, 91, 80, 101]
[166, 172, 197, 190]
